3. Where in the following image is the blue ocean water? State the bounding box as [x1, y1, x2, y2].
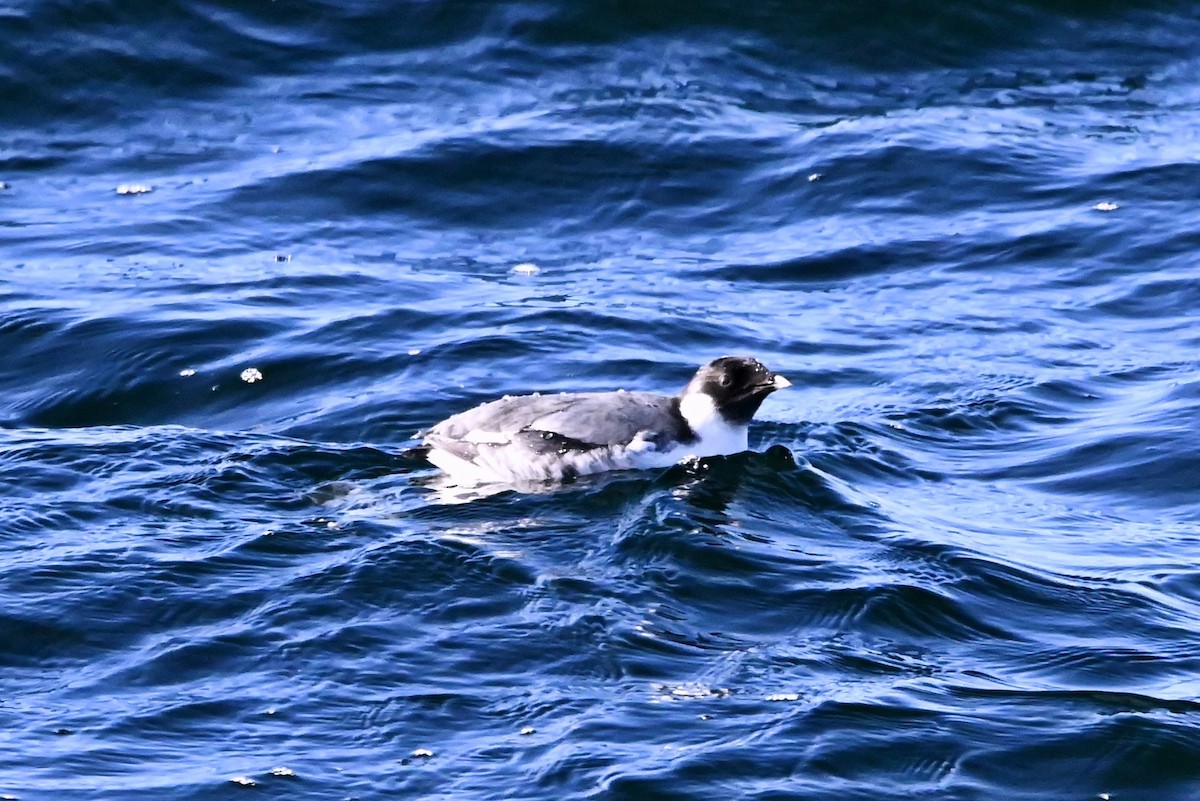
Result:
[3, 1, 1200, 798]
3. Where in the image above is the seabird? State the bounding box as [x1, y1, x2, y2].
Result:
[421, 356, 790, 484]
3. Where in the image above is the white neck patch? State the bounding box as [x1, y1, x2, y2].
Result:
[677, 392, 748, 456]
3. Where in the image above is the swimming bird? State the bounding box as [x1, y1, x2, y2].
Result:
[421, 356, 790, 484]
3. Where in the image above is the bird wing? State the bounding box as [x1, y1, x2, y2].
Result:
[424, 392, 688, 464]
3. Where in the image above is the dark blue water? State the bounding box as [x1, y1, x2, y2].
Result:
[4, 1, 1200, 798]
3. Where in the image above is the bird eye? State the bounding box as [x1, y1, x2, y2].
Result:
[718, 374, 733, 387]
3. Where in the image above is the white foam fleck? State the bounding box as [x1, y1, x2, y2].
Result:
[116, 183, 153, 195]
[1094, 201, 1119, 211]
[240, 367, 264, 383]
[653, 682, 731, 701]
[270, 767, 295, 777]
[229, 776, 256, 787]
[511, 262, 541, 275]
[179, 368, 196, 377]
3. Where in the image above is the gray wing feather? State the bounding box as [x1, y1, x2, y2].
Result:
[425, 392, 687, 462]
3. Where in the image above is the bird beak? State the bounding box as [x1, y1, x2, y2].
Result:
[772, 374, 792, 390]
